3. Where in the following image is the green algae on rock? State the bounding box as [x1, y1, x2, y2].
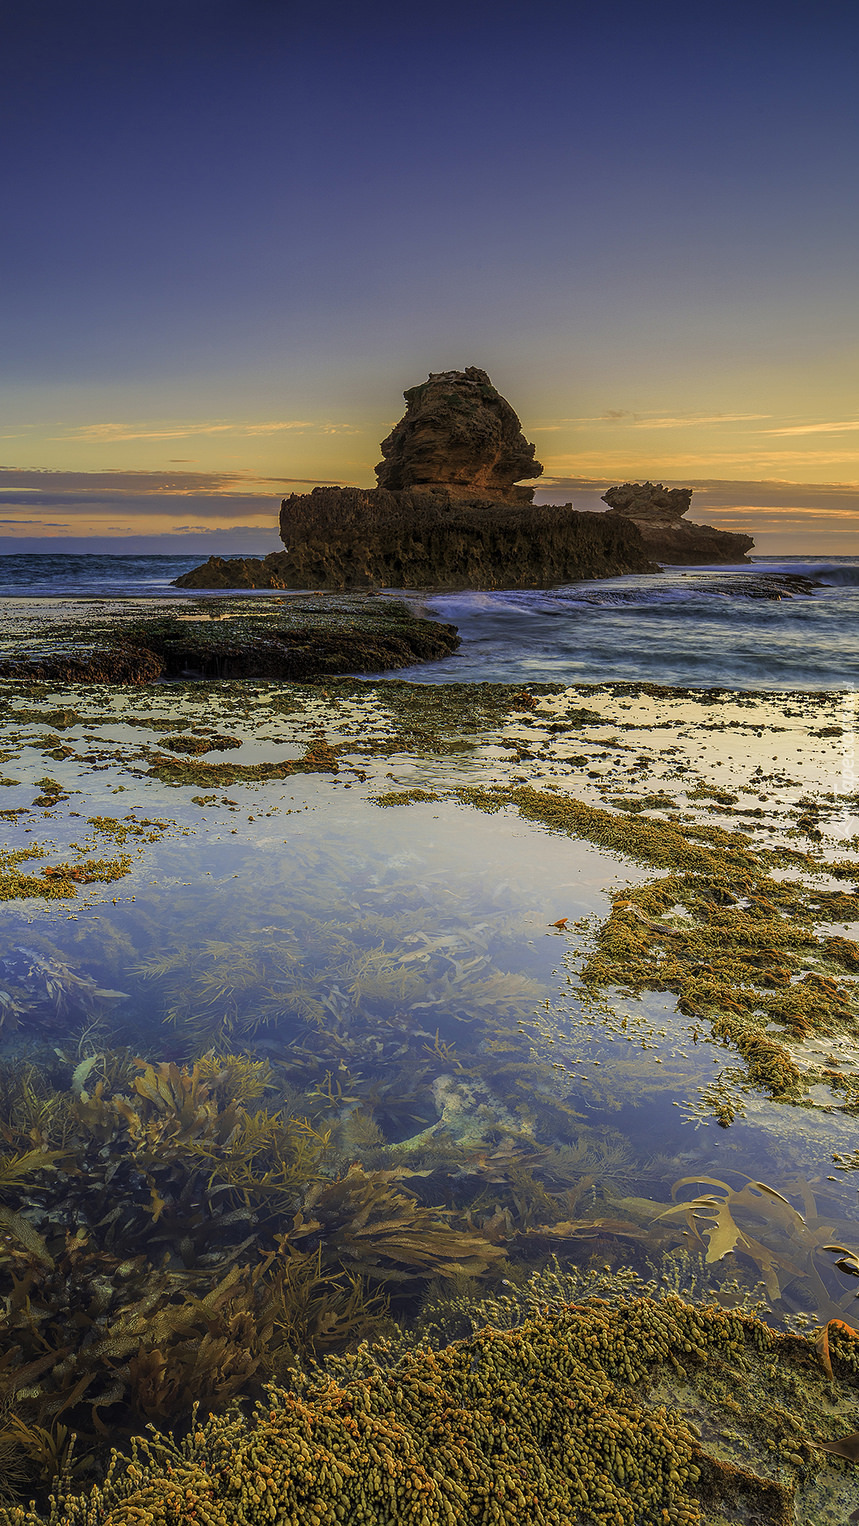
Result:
[144, 735, 341, 787]
[0, 597, 459, 684]
[451, 782, 859, 1106]
[0, 846, 132, 904]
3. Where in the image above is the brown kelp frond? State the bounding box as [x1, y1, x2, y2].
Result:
[0, 1149, 67, 1195]
[197, 1110, 331, 1212]
[657, 1173, 859, 1322]
[292, 1164, 506, 1282]
[118, 895, 549, 1059]
[192, 1051, 274, 1103]
[259, 1242, 390, 1359]
[0, 1067, 79, 1154]
[0, 1417, 81, 1493]
[0, 1208, 54, 1266]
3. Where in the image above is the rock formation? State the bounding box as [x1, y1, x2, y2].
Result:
[175, 369, 658, 591]
[0, 599, 459, 682]
[271, 484, 655, 590]
[375, 365, 542, 503]
[601, 482, 754, 565]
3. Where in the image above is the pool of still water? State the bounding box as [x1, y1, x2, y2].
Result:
[4, 761, 859, 1334]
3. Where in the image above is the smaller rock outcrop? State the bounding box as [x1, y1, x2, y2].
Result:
[176, 555, 291, 591]
[376, 366, 542, 504]
[601, 482, 754, 564]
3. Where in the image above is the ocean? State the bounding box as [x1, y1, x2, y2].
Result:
[0, 550, 857, 689]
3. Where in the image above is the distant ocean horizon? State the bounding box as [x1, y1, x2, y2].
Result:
[0, 551, 857, 691]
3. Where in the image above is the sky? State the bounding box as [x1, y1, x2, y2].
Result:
[2, 0, 858, 555]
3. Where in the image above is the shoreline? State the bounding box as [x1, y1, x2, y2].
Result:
[0, 672, 857, 1521]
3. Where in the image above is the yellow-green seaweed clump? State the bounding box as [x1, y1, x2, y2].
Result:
[145, 735, 340, 786]
[4, 1294, 859, 1526]
[457, 784, 859, 1106]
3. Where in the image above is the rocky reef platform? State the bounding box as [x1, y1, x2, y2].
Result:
[0, 674, 856, 1522]
[0, 594, 459, 683]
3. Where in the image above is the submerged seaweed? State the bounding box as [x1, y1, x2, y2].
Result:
[0, 1051, 511, 1502]
[0, 674, 857, 1517]
[3, 1292, 859, 1526]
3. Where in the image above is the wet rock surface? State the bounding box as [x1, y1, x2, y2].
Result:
[0, 595, 459, 683]
[602, 481, 755, 564]
[673, 572, 821, 599]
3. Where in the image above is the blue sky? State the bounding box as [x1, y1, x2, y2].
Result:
[2, 1, 858, 553]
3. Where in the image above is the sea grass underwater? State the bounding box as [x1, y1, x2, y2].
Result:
[0, 674, 857, 1516]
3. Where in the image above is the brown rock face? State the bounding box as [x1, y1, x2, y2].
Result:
[602, 482, 754, 565]
[174, 370, 660, 591]
[376, 366, 542, 505]
[271, 486, 656, 590]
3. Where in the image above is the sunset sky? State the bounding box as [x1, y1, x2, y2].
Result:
[2, 1, 857, 554]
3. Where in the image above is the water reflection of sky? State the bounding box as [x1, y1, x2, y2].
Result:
[2, 670, 859, 1332]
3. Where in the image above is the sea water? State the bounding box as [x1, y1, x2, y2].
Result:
[1, 551, 856, 688]
[405, 557, 859, 690]
[1, 556, 859, 1504]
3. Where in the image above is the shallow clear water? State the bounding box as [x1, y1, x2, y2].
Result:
[1, 566, 859, 1508]
[4, 787, 854, 1203]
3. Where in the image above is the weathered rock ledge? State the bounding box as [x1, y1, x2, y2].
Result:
[602, 482, 754, 565]
[0, 596, 459, 683]
[175, 488, 657, 591]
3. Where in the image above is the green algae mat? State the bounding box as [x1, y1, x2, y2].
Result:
[0, 672, 857, 1522]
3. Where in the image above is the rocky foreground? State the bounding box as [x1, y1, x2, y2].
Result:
[0, 595, 459, 682]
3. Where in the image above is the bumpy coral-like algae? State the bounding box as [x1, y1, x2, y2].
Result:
[2, 1294, 859, 1526]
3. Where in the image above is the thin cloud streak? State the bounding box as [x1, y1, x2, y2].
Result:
[633, 413, 772, 430]
[531, 412, 772, 430]
[50, 420, 360, 444]
[0, 493, 280, 520]
[759, 421, 859, 436]
[0, 468, 345, 494]
[543, 449, 859, 470]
